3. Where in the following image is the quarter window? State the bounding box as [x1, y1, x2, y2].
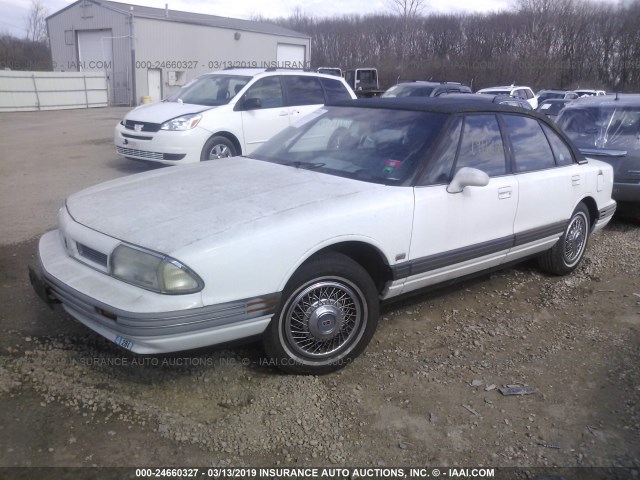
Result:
[503, 115, 555, 172]
[243, 77, 283, 109]
[319, 77, 352, 102]
[541, 123, 574, 166]
[454, 115, 506, 176]
[283, 76, 325, 106]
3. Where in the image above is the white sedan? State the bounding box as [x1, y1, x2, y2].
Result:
[30, 97, 616, 374]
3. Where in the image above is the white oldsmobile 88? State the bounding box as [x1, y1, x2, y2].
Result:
[30, 97, 616, 374]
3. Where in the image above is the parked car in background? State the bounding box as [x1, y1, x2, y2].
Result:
[575, 89, 606, 97]
[444, 93, 531, 109]
[536, 89, 579, 102]
[556, 94, 640, 208]
[344, 68, 385, 98]
[114, 68, 356, 165]
[382, 81, 472, 98]
[32, 97, 615, 374]
[537, 98, 574, 120]
[476, 85, 538, 109]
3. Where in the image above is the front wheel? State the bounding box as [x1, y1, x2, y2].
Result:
[538, 203, 591, 275]
[201, 136, 237, 161]
[263, 253, 379, 374]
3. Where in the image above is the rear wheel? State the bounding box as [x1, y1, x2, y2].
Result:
[538, 203, 590, 275]
[201, 136, 237, 161]
[263, 253, 379, 374]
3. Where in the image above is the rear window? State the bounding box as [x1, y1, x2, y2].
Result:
[382, 84, 435, 98]
[283, 76, 325, 106]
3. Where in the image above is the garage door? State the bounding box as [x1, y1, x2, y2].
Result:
[276, 44, 306, 67]
[77, 29, 113, 72]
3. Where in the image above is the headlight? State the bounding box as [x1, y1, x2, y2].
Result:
[160, 114, 202, 131]
[110, 244, 203, 294]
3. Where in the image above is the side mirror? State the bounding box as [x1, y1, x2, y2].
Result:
[447, 167, 490, 193]
[241, 97, 262, 110]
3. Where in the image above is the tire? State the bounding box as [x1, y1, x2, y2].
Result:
[200, 136, 237, 161]
[263, 253, 379, 374]
[538, 203, 591, 276]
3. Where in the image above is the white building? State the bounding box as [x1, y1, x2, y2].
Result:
[47, 0, 311, 105]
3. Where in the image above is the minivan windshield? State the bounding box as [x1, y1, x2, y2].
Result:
[249, 106, 446, 185]
[166, 74, 251, 106]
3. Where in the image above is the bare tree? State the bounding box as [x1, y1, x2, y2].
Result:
[25, 0, 48, 43]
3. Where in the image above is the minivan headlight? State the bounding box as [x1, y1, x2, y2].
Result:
[110, 244, 203, 294]
[160, 114, 202, 131]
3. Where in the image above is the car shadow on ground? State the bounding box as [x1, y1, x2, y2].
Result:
[107, 157, 169, 174]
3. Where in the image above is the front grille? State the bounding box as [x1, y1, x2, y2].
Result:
[117, 146, 164, 160]
[124, 120, 161, 132]
[76, 243, 108, 267]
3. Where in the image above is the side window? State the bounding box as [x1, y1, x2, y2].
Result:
[420, 117, 462, 185]
[541, 123, 574, 166]
[319, 77, 352, 102]
[503, 115, 555, 172]
[454, 115, 506, 176]
[243, 77, 283, 109]
[524, 89, 534, 100]
[283, 76, 325, 106]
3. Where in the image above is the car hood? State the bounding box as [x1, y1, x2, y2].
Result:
[124, 102, 213, 123]
[66, 158, 384, 254]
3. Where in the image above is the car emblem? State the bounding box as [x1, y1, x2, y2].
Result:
[134, 124, 143, 132]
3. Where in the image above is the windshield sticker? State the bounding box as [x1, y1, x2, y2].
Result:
[384, 159, 402, 175]
[291, 108, 328, 129]
[540, 103, 552, 110]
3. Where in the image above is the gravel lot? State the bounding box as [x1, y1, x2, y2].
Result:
[0, 107, 639, 472]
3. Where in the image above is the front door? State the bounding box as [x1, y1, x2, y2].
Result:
[403, 114, 518, 294]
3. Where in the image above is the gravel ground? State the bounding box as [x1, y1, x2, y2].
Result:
[0, 107, 638, 472]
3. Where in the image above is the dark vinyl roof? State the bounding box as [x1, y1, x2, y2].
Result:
[49, 0, 309, 39]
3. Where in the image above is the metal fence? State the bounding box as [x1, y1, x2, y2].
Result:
[0, 71, 109, 112]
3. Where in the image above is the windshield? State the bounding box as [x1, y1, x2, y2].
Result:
[382, 84, 435, 98]
[166, 74, 251, 106]
[557, 106, 640, 151]
[249, 106, 446, 185]
[538, 92, 564, 102]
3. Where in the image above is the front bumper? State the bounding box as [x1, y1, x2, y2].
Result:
[114, 122, 210, 165]
[30, 230, 278, 354]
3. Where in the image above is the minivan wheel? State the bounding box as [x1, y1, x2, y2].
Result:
[263, 253, 379, 374]
[538, 203, 590, 276]
[201, 136, 237, 161]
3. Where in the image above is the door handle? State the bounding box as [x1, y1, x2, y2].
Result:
[498, 186, 512, 199]
[278, 110, 289, 116]
[571, 175, 581, 186]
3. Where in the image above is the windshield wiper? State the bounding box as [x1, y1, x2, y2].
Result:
[284, 161, 326, 170]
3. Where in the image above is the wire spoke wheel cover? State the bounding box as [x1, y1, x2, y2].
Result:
[283, 278, 366, 360]
[563, 211, 588, 266]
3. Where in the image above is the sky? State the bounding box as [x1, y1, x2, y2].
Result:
[1, 0, 516, 38]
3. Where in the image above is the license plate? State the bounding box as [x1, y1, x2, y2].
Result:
[114, 335, 134, 351]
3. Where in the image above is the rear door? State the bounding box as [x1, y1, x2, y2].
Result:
[502, 114, 580, 261]
[282, 75, 326, 124]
